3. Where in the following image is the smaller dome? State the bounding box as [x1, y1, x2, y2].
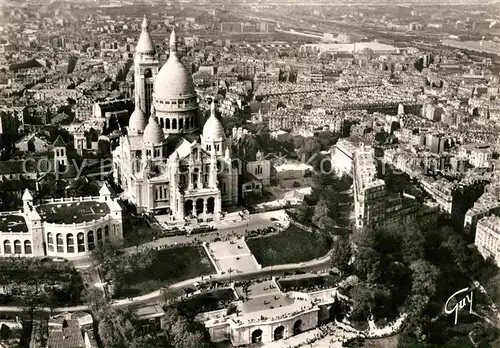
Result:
[129, 95, 147, 132]
[143, 116, 164, 144]
[203, 101, 225, 140]
[136, 16, 155, 54]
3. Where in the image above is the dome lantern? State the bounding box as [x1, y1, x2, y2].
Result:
[136, 15, 155, 54]
[169, 28, 177, 54]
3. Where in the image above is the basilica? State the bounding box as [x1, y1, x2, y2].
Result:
[112, 17, 239, 222]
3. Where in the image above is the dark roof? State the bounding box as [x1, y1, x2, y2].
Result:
[36, 201, 110, 224]
[243, 172, 260, 183]
[46, 320, 85, 348]
[0, 158, 51, 174]
[53, 135, 67, 147]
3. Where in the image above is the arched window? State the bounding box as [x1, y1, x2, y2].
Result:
[104, 226, 110, 242]
[77, 233, 85, 252]
[56, 149, 59, 156]
[172, 119, 177, 129]
[24, 240, 32, 254]
[47, 232, 54, 252]
[179, 119, 184, 130]
[166, 118, 170, 129]
[159, 118, 164, 128]
[191, 117, 194, 128]
[66, 234, 74, 253]
[87, 231, 95, 251]
[3, 240, 11, 254]
[14, 240, 21, 254]
[97, 228, 102, 246]
[144, 68, 152, 78]
[56, 234, 63, 253]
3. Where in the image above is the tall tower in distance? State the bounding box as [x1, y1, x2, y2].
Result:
[134, 16, 159, 119]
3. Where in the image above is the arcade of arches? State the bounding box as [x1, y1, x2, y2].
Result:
[45, 225, 111, 255]
[184, 197, 216, 218]
[249, 319, 304, 344]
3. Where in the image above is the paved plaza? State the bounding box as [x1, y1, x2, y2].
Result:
[207, 238, 261, 273]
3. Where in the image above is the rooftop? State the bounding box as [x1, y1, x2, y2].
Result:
[131, 304, 165, 320]
[230, 280, 314, 325]
[0, 214, 28, 233]
[478, 215, 500, 233]
[46, 319, 85, 348]
[36, 201, 110, 224]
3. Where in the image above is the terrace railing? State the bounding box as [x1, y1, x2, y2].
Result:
[0, 210, 23, 216]
[41, 196, 101, 204]
[42, 213, 115, 229]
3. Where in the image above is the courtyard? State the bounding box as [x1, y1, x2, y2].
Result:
[207, 238, 260, 274]
[36, 201, 110, 224]
[246, 224, 332, 267]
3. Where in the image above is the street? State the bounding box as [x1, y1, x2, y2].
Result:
[70, 210, 288, 269]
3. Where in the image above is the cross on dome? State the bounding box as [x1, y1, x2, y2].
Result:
[170, 28, 177, 54]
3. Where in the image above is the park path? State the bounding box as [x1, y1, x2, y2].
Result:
[0, 245, 334, 313]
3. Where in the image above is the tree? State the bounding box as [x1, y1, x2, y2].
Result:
[400, 224, 425, 264]
[351, 285, 372, 322]
[331, 237, 352, 276]
[82, 287, 107, 314]
[38, 173, 67, 199]
[293, 201, 313, 225]
[162, 308, 210, 348]
[0, 323, 11, 340]
[312, 200, 330, 229]
[471, 322, 500, 348]
[354, 246, 380, 282]
[409, 260, 439, 298]
[97, 308, 137, 348]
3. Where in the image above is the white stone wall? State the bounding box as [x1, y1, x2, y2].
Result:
[0, 198, 123, 258]
[231, 310, 319, 346]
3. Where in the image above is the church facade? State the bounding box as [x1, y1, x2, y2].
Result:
[113, 17, 238, 222]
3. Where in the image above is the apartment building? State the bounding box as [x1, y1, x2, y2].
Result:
[475, 215, 500, 267]
[353, 146, 386, 229]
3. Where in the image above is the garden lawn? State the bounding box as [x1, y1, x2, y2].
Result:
[115, 246, 215, 298]
[246, 224, 331, 267]
[175, 288, 236, 318]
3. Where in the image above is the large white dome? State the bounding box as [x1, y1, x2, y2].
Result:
[154, 53, 195, 99]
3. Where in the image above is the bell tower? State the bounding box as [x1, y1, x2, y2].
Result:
[134, 16, 159, 119]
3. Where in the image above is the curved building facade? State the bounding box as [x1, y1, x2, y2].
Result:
[0, 186, 123, 258]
